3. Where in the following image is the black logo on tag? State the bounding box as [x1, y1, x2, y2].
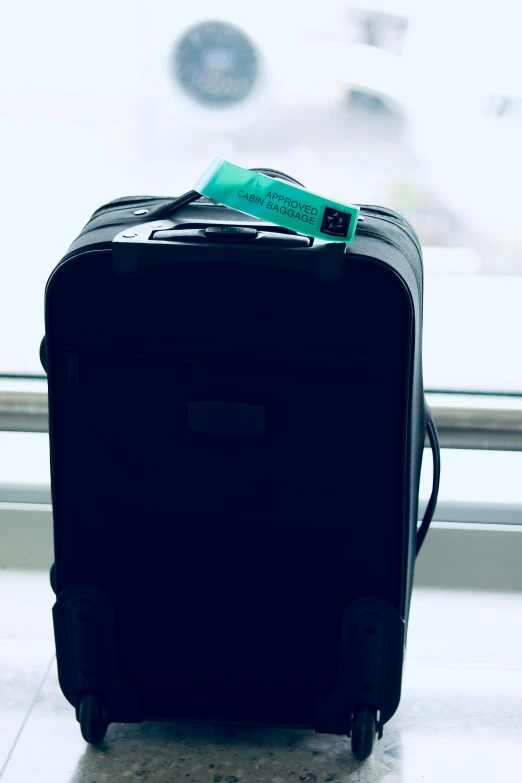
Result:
[320, 206, 351, 237]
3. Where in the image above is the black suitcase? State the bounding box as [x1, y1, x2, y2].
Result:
[42, 169, 440, 760]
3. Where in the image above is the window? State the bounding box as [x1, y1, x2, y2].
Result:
[1, 1, 521, 378]
[1, 1, 521, 586]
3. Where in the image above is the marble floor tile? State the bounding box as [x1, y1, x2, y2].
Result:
[0, 640, 55, 775]
[2, 658, 522, 783]
[407, 587, 522, 668]
[0, 569, 54, 641]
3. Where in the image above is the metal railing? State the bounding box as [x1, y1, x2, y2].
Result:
[0, 390, 49, 434]
[2, 385, 522, 450]
[427, 400, 522, 451]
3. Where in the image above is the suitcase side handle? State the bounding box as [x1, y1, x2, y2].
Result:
[416, 403, 441, 555]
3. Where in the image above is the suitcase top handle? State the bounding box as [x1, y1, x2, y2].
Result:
[159, 166, 306, 219]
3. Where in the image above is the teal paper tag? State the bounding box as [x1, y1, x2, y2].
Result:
[194, 156, 359, 243]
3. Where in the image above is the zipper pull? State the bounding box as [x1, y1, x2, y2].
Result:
[65, 348, 79, 384]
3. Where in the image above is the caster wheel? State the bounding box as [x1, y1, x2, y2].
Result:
[49, 563, 56, 595]
[39, 337, 47, 373]
[79, 692, 108, 745]
[351, 705, 377, 761]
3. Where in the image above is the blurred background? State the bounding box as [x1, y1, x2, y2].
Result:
[1, 0, 522, 387]
[1, 10, 522, 774]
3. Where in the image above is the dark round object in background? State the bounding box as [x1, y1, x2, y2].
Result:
[49, 562, 56, 594]
[172, 21, 258, 106]
[39, 336, 47, 373]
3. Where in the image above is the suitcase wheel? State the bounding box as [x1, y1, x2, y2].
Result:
[78, 692, 109, 745]
[351, 705, 377, 760]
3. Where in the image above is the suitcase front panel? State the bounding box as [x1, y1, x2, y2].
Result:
[47, 242, 413, 721]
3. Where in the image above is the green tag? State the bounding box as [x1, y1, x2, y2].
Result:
[194, 156, 359, 243]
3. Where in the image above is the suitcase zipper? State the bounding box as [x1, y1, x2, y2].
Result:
[89, 195, 217, 221]
[358, 205, 422, 259]
[90, 196, 168, 218]
[355, 226, 422, 296]
[85, 342, 391, 380]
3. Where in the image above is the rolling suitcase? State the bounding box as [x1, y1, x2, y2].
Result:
[41, 168, 440, 760]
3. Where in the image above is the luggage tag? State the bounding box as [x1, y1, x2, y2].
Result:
[195, 156, 359, 243]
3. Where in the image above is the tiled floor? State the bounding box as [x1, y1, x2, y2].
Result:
[1, 571, 521, 783]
